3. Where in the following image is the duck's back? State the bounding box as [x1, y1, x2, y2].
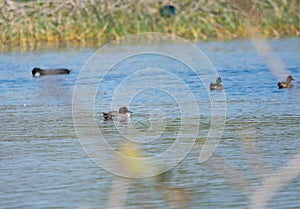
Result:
[210, 83, 223, 90]
[102, 111, 118, 120]
[278, 81, 293, 89]
[44, 69, 71, 75]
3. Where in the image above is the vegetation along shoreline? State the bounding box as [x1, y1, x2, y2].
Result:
[0, 0, 299, 52]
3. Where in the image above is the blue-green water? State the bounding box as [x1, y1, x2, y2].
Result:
[0, 38, 300, 209]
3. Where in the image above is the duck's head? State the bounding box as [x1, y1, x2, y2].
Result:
[119, 106, 133, 114]
[31, 67, 42, 77]
[287, 75, 295, 82]
[216, 76, 222, 84]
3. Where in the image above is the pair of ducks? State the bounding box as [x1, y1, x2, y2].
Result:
[31, 68, 131, 121]
[30, 68, 132, 121]
[103, 78, 219, 120]
[31, 67, 131, 121]
[210, 75, 295, 90]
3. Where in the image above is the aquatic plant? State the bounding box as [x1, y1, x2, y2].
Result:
[0, 0, 299, 51]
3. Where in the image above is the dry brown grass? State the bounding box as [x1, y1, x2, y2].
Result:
[0, 0, 299, 51]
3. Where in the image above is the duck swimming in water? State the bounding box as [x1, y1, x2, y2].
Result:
[278, 75, 295, 89]
[31, 67, 71, 77]
[210, 77, 223, 90]
[102, 106, 132, 121]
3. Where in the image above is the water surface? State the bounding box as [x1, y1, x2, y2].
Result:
[1, 38, 300, 208]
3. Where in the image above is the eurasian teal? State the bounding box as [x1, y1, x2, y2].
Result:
[278, 75, 295, 89]
[102, 106, 132, 121]
[31, 67, 71, 77]
[210, 77, 223, 90]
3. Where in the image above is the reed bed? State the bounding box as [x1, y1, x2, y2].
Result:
[0, 0, 299, 51]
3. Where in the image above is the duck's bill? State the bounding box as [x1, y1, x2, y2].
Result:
[128, 110, 133, 113]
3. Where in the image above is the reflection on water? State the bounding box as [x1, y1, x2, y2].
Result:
[1, 39, 300, 208]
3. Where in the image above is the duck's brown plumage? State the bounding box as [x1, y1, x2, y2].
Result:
[102, 106, 132, 121]
[278, 75, 295, 89]
[210, 76, 223, 90]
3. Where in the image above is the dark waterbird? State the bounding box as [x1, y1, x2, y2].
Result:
[102, 106, 133, 121]
[278, 75, 295, 89]
[31, 67, 71, 77]
[210, 77, 224, 90]
[159, 1, 176, 17]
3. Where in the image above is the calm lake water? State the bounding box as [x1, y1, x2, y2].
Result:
[1, 38, 300, 209]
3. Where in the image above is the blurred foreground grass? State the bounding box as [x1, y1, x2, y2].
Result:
[0, 0, 299, 51]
